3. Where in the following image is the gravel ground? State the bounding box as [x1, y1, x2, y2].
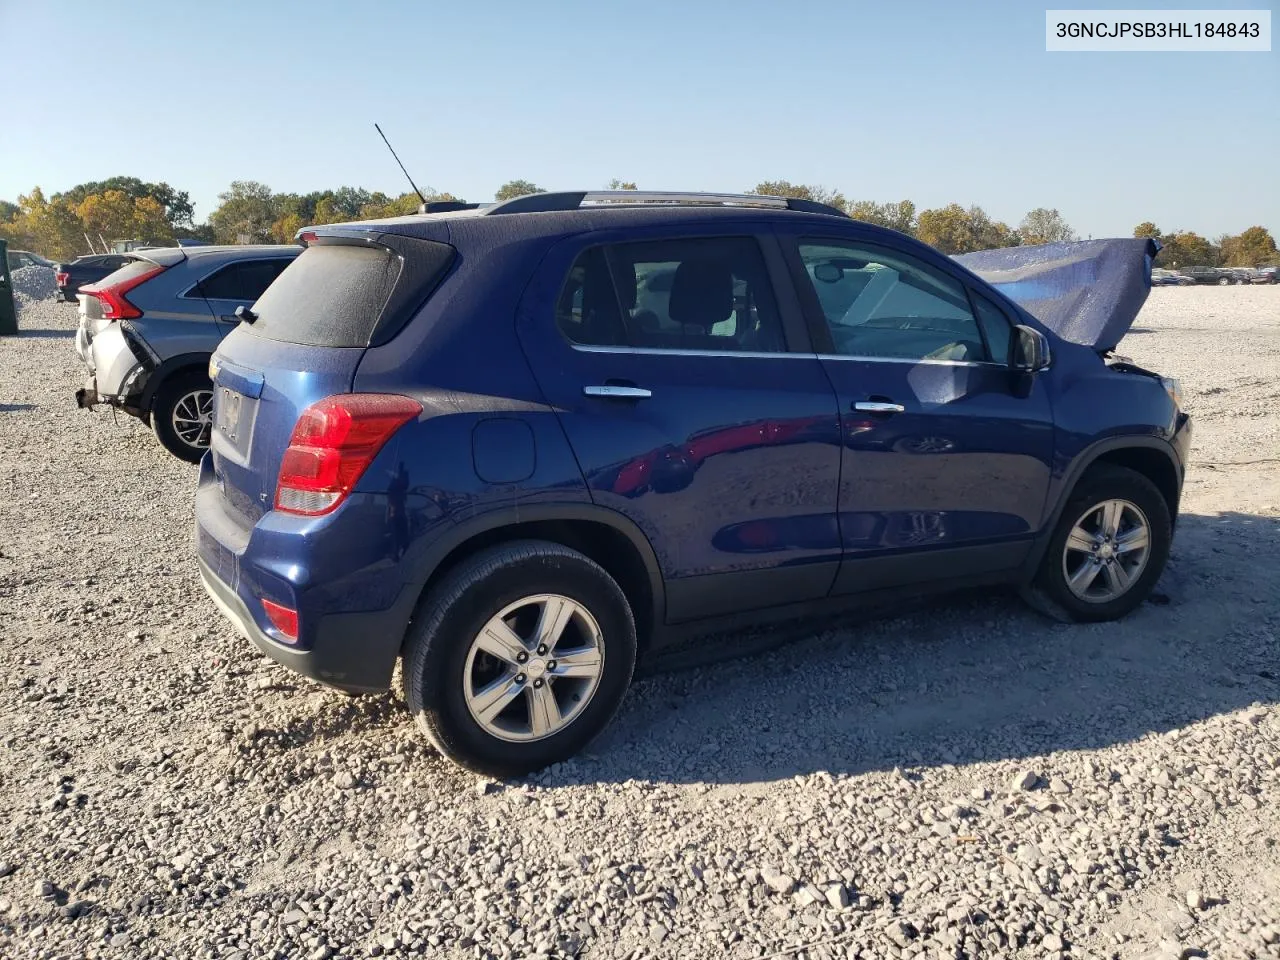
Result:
[9, 265, 58, 305]
[0, 287, 1277, 960]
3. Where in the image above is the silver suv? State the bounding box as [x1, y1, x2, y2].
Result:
[75, 244, 300, 461]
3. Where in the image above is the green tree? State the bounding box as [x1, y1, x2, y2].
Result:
[607, 179, 638, 190]
[55, 177, 194, 227]
[917, 204, 1018, 254]
[1156, 231, 1217, 268]
[357, 191, 422, 219]
[1219, 226, 1278, 267]
[847, 199, 917, 235]
[329, 187, 373, 219]
[3, 188, 84, 259]
[74, 190, 174, 247]
[0, 200, 18, 223]
[1018, 207, 1076, 245]
[1133, 221, 1161, 238]
[209, 181, 276, 243]
[748, 181, 847, 211]
[495, 180, 544, 202]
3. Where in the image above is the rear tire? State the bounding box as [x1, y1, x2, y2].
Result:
[401, 541, 637, 778]
[150, 369, 213, 463]
[1023, 464, 1171, 623]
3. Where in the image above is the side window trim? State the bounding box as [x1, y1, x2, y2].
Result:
[180, 256, 292, 301]
[785, 233, 1008, 368]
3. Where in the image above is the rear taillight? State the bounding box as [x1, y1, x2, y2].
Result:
[86, 264, 165, 320]
[274, 394, 421, 516]
[55, 271, 69, 286]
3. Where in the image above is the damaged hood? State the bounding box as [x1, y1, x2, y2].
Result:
[954, 238, 1159, 353]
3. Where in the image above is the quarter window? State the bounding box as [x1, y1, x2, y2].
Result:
[798, 240, 988, 362]
[556, 237, 786, 353]
[972, 292, 1013, 365]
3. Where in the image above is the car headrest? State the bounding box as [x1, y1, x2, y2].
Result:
[669, 259, 733, 327]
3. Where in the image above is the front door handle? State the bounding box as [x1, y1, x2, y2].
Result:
[853, 401, 904, 414]
[584, 385, 652, 399]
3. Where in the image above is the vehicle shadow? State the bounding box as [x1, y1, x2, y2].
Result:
[552, 509, 1279, 786]
[0, 404, 37, 412]
[15, 328, 75, 339]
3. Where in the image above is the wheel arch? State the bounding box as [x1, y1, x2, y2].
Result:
[406, 504, 666, 657]
[139, 351, 212, 419]
[1024, 436, 1182, 582]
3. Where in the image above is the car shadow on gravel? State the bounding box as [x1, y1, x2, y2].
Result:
[0, 403, 37, 412]
[14, 328, 75, 339]
[550, 509, 1280, 787]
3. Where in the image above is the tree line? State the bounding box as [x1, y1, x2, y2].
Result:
[2, 176, 1275, 269]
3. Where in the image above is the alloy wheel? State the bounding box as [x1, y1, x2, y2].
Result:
[463, 594, 605, 742]
[1061, 498, 1151, 603]
[172, 389, 213, 450]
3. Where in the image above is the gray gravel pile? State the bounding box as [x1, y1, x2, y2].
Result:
[0, 289, 1277, 959]
[9, 265, 58, 308]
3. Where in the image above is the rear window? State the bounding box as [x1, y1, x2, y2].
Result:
[247, 245, 402, 347]
[96, 258, 164, 288]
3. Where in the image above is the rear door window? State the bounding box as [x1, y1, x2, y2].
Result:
[556, 236, 786, 353]
[195, 258, 293, 302]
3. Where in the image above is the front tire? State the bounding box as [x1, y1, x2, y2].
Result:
[1024, 464, 1172, 623]
[402, 541, 637, 777]
[150, 370, 213, 463]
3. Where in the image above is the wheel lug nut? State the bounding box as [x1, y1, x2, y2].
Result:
[516, 652, 528, 664]
[536, 645, 548, 656]
[515, 674, 526, 684]
[547, 661, 557, 672]
[533, 678, 544, 688]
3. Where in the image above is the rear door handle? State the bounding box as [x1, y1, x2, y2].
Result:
[584, 385, 652, 399]
[853, 401, 904, 414]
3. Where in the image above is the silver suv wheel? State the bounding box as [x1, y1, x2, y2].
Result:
[463, 593, 605, 742]
[1061, 498, 1151, 603]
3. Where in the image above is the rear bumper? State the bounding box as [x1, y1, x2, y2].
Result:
[197, 554, 412, 694]
[194, 458, 416, 693]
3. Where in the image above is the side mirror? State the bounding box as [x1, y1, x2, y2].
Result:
[1011, 324, 1051, 372]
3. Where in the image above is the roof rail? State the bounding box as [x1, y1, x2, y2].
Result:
[483, 190, 849, 218]
[418, 200, 488, 214]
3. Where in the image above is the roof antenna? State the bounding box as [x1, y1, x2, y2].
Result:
[374, 122, 427, 206]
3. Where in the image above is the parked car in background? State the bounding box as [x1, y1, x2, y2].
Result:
[195, 191, 1190, 776]
[54, 254, 136, 303]
[75, 244, 300, 461]
[1251, 266, 1279, 284]
[6, 249, 54, 270]
[1151, 269, 1194, 287]
[1178, 266, 1229, 285]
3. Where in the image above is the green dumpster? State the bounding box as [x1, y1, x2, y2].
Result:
[0, 239, 18, 335]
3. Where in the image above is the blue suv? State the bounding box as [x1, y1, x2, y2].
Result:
[196, 191, 1191, 776]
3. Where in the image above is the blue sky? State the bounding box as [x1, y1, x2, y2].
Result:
[3, 0, 1276, 238]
